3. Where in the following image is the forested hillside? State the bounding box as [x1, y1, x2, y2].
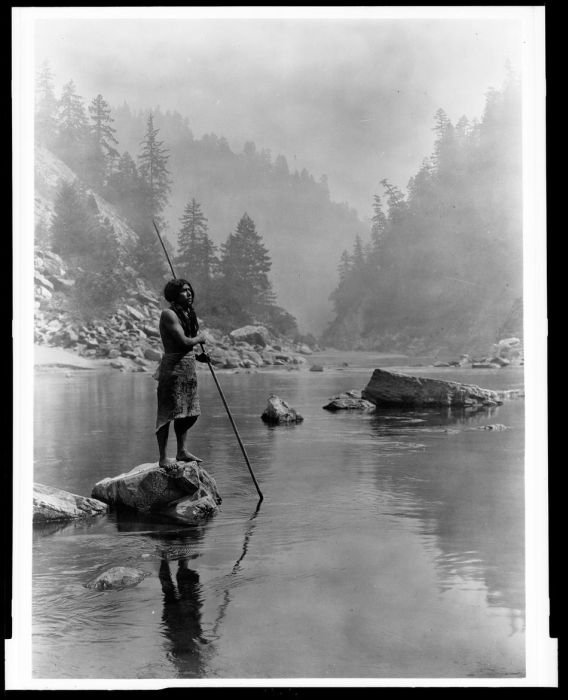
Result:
[35, 62, 523, 355]
[322, 74, 523, 356]
[35, 62, 368, 335]
[110, 105, 367, 333]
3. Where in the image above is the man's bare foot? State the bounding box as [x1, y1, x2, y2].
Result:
[159, 457, 177, 468]
[175, 450, 203, 463]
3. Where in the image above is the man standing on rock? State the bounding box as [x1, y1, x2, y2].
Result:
[156, 278, 210, 468]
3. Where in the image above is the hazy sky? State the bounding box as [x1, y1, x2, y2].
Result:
[32, 9, 524, 219]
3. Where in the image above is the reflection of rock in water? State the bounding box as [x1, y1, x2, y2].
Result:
[368, 405, 525, 618]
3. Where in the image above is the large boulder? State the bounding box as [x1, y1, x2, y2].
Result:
[33, 483, 108, 523]
[91, 462, 222, 524]
[491, 337, 523, 364]
[229, 325, 271, 348]
[361, 368, 503, 408]
[261, 394, 304, 424]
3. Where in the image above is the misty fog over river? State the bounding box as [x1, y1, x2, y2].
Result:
[33, 354, 525, 679]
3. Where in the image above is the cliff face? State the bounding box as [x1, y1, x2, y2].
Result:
[35, 146, 139, 250]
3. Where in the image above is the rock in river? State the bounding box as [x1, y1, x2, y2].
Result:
[323, 391, 375, 411]
[91, 462, 222, 524]
[85, 566, 150, 591]
[33, 483, 108, 523]
[229, 324, 270, 348]
[261, 394, 304, 424]
[361, 368, 502, 408]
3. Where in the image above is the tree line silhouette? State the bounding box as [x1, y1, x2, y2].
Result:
[322, 70, 523, 355]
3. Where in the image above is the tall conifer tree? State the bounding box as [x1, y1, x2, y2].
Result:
[220, 212, 275, 312]
[35, 61, 58, 148]
[137, 113, 171, 221]
[133, 115, 170, 286]
[87, 94, 119, 189]
[176, 198, 217, 289]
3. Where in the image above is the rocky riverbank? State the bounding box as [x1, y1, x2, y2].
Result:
[34, 249, 319, 373]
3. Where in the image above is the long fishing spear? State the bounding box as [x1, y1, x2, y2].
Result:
[152, 220, 264, 502]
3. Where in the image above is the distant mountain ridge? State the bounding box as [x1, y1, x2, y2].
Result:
[110, 104, 370, 333]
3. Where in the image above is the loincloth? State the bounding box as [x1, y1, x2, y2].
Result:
[155, 352, 201, 432]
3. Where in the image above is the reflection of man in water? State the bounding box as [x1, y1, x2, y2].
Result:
[159, 556, 208, 674]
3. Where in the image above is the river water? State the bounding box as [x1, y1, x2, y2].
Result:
[32, 351, 525, 680]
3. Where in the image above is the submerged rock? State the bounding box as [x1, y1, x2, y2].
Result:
[261, 394, 304, 424]
[468, 424, 509, 431]
[361, 368, 502, 408]
[323, 390, 375, 411]
[159, 494, 220, 523]
[497, 389, 525, 400]
[91, 461, 222, 524]
[33, 483, 108, 523]
[85, 566, 150, 591]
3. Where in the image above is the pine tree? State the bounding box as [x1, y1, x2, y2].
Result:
[35, 60, 58, 148]
[137, 113, 171, 219]
[431, 108, 456, 174]
[351, 235, 365, 271]
[57, 80, 89, 145]
[369, 194, 387, 268]
[103, 151, 148, 240]
[337, 250, 352, 282]
[134, 115, 172, 287]
[55, 80, 89, 173]
[176, 198, 217, 289]
[220, 213, 275, 312]
[105, 152, 140, 205]
[380, 179, 407, 223]
[87, 94, 119, 189]
[50, 179, 91, 258]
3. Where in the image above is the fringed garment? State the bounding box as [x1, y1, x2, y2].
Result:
[155, 302, 201, 432]
[155, 352, 201, 432]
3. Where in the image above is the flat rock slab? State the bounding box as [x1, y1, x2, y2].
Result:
[85, 566, 150, 591]
[362, 368, 502, 408]
[467, 424, 509, 431]
[323, 391, 375, 411]
[91, 462, 222, 517]
[33, 483, 108, 523]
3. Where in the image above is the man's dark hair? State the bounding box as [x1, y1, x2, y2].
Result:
[163, 278, 195, 303]
[163, 278, 199, 337]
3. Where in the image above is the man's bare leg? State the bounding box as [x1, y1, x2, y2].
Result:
[157, 423, 175, 467]
[174, 416, 202, 462]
